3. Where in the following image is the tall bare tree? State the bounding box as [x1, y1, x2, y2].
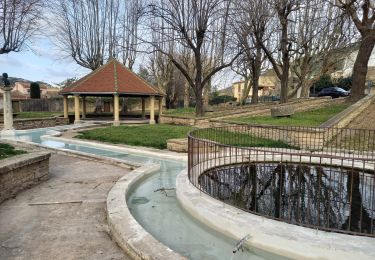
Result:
[147, 0, 242, 116]
[51, 0, 120, 70]
[256, 0, 300, 103]
[335, 0, 375, 101]
[290, 0, 354, 98]
[233, 0, 269, 104]
[119, 0, 145, 70]
[0, 0, 43, 54]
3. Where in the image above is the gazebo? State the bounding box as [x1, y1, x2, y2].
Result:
[60, 59, 164, 125]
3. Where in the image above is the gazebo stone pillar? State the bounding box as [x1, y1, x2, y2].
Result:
[158, 98, 163, 116]
[113, 94, 120, 126]
[74, 94, 81, 124]
[1, 73, 15, 136]
[2, 87, 14, 133]
[82, 96, 87, 119]
[63, 95, 69, 118]
[141, 97, 146, 119]
[149, 96, 155, 125]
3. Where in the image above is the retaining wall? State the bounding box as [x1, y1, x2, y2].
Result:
[0, 152, 51, 203]
[0, 117, 70, 130]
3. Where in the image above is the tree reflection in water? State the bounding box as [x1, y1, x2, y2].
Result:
[199, 162, 375, 236]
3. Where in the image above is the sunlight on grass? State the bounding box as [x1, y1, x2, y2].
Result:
[76, 124, 194, 149]
[230, 104, 350, 127]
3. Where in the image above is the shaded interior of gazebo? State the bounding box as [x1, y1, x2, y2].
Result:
[60, 59, 164, 125]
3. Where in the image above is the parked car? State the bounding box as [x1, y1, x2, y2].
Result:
[317, 87, 350, 98]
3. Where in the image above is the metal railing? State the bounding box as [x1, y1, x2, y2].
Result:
[188, 125, 375, 237]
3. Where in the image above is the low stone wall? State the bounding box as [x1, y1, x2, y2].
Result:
[159, 115, 198, 126]
[160, 97, 347, 127]
[167, 138, 188, 152]
[0, 117, 70, 130]
[0, 151, 51, 204]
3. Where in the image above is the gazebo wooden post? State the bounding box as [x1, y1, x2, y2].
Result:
[149, 96, 155, 124]
[113, 93, 120, 126]
[74, 94, 80, 124]
[141, 97, 146, 119]
[82, 96, 87, 119]
[63, 95, 69, 119]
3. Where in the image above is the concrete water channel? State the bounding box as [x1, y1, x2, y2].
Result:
[1, 125, 286, 260]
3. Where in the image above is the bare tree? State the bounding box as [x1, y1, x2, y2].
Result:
[51, 0, 120, 70]
[147, 0, 242, 116]
[233, 0, 269, 104]
[0, 0, 43, 54]
[119, 0, 145, 70]
[256, 0, 300, 103]
[335, 0, 375, 101]
[290, 0, 355, 98]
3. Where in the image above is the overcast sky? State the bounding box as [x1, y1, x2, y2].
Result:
[0, 35, 239, 89]
[0, 37, 90, 85]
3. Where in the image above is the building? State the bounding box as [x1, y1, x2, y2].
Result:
[233, 70, 279, 101]
[60, 58, 164, 125]
[0, 81, 59, 99]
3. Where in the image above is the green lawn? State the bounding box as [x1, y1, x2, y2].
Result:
[0, 143, 27, 160]
[77, 124, 297, 150]
[76, 124, 194, 149]
[194, 129, 298, 149]
[17, 112, 63, 119]
[163, 107, 197, 118]
[230, 104, 351, 127]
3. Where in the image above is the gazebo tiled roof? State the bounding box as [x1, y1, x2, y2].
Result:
[60, 59, 164, 97]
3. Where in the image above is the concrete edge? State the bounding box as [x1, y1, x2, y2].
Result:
[176, 169, 375, 260]
[1, 139, 139, 170]
[42, 135, 188, 162]
[107, 164, 186, 260]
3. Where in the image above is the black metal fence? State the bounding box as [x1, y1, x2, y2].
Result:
[188, 125, 375, 237]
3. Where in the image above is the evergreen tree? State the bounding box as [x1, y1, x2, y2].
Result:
[30, 82, 41, 99]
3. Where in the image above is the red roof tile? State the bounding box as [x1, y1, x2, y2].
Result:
[60, 59, 164, 96]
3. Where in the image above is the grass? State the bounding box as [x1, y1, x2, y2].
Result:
[163, 107, 197, 118]
[230, 104, 351, 127]
[17, 112, 63, 119]
[76, 124, 194, 149]
[0, 143, 27, 160]
[195, 129, 298, 149]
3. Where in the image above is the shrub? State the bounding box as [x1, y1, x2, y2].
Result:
[209, 95, 236, 105]
[30, 82, 41, 99]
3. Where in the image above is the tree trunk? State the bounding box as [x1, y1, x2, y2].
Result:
[203, 80, 211, 108]
[280, 16, 289, 104]
[300, 81, 311, 98]
[195, 90, 204, 117]
[94, 97, 103, 114]
[240, 78, 250, 105]
[251, 46, 262, 104]
[351, 34, 375, 101]
[184, 80, 190, 108]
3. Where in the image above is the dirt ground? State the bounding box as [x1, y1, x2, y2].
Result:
[347, 101, 375, 129]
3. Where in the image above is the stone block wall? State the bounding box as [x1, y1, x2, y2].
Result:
[159, 115, 197, 126]
[0, 152, 51, 204]
[9, 117, 69, 130]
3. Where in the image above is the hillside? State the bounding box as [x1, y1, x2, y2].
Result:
[4, 76, 53, 88]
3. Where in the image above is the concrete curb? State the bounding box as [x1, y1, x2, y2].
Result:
[107, 164, 186, 260]
[176, 169, 375, 260]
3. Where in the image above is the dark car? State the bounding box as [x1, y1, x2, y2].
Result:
[317, 87, 350, 98]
